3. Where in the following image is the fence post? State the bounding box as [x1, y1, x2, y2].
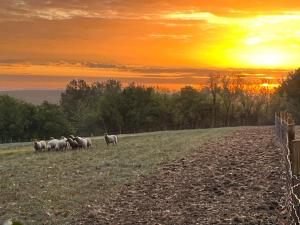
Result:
[288, 124, 296, 149]
[279, 114, 282, 143]
[292, 140, 300, 176]
[275, 113, 279, 139]
[277, 111, 300, 224]
[288, 123, 296, 172]
[292, 140, 300, 225]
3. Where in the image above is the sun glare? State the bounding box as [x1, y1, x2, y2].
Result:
[245, 37, 263, 46]
[189, 12, 300, 69]
[260, 83, 280, 91]
[247, 52, 283, 67]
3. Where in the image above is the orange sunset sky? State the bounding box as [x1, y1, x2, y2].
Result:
[0, 0, 300, 90]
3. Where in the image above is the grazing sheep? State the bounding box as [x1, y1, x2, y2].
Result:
[33, 140, 46, 152]
[61, 136, 67, 141]
[86, 138, 92, 148]
[56, 138, 68, 151]
[47, 138, 59, 151]
[104, 133, 118, 146]
[69, 135, 75, 140]
[67, 138, 79, 150]
[75, 136, 88, 149]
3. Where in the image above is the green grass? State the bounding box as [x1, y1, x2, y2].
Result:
[0, 128, 235, 224]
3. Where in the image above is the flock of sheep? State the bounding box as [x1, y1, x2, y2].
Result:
[33, 133, 117, 152]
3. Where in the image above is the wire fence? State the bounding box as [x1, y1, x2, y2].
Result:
[275, 112, 300, 225]
[0, 138, 33, 144]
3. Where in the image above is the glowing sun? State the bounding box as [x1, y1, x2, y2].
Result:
[241, 48, 286, 68]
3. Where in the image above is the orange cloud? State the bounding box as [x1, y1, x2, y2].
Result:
[0, 61, 288, 89]
[0, 0, 299, 89]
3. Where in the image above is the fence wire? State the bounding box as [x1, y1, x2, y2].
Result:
[275, 114, 300, 225]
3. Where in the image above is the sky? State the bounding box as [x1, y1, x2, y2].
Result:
[1, 0, 300, 90]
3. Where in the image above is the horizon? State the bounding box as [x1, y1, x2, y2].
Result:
[1, 0, 300, 89]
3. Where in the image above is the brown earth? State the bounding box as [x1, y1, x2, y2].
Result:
[76, 127, 291, 225]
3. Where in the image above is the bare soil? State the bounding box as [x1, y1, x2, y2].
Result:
[77, 127, 291, 225]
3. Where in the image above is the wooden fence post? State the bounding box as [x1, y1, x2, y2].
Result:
[292, 140, 300, 224]
[288, 123, 296, 172]
[288, 124, 296, 149]
[280, 115, 283, 143]
[292, 140, 300, 176]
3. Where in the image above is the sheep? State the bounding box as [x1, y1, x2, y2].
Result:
[75, 136, 88, 149]
[56, 137, 68, 151]
[67, 137, 79, 150]
[61, 136, 70, 149]
[61, 136, 67, 141]
[104, 133, 118, 146]
[86, 138, 92, 148]
[33, 140, 46, 152]
[69, 135, 75, 140]
[47, 138, 59, 151]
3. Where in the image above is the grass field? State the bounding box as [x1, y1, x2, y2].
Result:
[0, 128, 235, 224]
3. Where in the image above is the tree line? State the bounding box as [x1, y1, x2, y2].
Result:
[1, 69, 300, 142]
[0, 97, 73, 142]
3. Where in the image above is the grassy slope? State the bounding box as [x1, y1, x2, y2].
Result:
[0, 128, 235, 224]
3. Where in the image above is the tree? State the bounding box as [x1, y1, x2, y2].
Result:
[219, 74, 242, 126]
[174, 86, 211, 129]
[275, 68, 300, 121]
[208, 73, 221, 127]
[34, 102, 74, 139]
[60, 79, 105, 135]
[99, 80, 123, 134]
[120, 84, 164, 133]
[0, 96, 74, 141]
[0, 95, 36, 141]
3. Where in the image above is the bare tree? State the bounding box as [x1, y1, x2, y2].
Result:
[219, 74, 242, 126]
[208, 73, 220, 127]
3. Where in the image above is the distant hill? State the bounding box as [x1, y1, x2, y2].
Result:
[0, 90, 63, 105]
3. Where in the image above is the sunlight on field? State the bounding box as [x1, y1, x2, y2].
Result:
[0, 147, 31, 156]
[0, 128, 235, 224]
[0, 142, 32, 156]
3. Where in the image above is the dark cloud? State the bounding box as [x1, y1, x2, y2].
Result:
[0, 58, 290, 74]
[1, 0, 300, 22]
[0, 59, 289, 79]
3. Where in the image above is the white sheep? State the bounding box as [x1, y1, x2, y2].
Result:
[47, 138, 59, 151]
[33, 140, 46, 152]
[75, 136, 88, 149]
[104, 133, 118, 146]
[56, 137, 68, 151]
[86, 138, 92, 148]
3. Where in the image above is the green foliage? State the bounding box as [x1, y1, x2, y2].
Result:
[0, 95, 73, 141]
[100, 80, 123, 134]
[12, 220, 24, 225]
[3, 72, 299, 141]
[59, 78, 279, 134]
[174, 86, 211, 129]
[60, 79, 104, 134]
[275, 68, 300, 121]
[0, 95, 35, 141]
[120, 84, 164, 133]
[34, 102, 74, 139]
